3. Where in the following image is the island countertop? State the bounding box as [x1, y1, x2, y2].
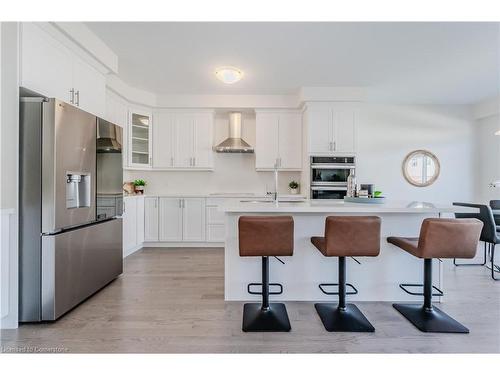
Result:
[221, 199, 479, 214]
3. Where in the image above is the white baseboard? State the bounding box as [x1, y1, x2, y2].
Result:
[123, 244, 143, 258]
[1, 209, 18, 329]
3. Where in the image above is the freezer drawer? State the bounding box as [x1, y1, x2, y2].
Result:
[41, 218, 122, 320]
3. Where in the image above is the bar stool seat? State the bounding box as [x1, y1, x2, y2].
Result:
[387, 218, 483, 333]
[239, 215, 294, 332]
[311, 216, 381, 332]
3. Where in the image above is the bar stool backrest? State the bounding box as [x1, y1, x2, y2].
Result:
[238, 216, 294, 257]
[490, 200, 500, 226]
[453, 202, 498, 244]
[417, 218, 483, 259]
[324, 216, 381, 257]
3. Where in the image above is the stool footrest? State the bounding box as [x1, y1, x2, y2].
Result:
[318, 283, 358, 296]
[247, 283, 283, 295]
[399, 283, 443, 297]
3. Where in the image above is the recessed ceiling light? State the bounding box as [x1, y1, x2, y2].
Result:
[215, 66, 244, 84]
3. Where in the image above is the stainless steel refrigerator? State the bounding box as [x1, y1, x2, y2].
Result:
[19, 97, 123, 322]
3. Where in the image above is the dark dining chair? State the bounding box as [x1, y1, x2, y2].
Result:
[453, 203, 499, 280]
[490, 200, 500, 229]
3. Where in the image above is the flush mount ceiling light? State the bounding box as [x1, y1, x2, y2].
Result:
[215, 66, 244, 84]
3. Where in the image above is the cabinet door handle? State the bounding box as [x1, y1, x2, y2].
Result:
[193, 157, 196, 166]
[171, 157, 174, 166]
[69, 88, 75, 104]
[329, 141, 333, 151]
[179, 199, 182, 208]
[75, 90, 80, 106]
[333, 141, 336, 151]
[154, 199, 157, 208]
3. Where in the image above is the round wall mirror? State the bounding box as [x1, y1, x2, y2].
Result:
[402, 150, 440, 187]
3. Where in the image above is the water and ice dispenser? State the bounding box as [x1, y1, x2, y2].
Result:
[66, 173, 91, 209]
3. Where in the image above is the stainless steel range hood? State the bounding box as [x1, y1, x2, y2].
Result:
[97, 118, 122, 153]
[213, 112, 254, 153]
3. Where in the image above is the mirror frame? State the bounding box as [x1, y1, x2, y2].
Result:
[402, 150, 440, 187]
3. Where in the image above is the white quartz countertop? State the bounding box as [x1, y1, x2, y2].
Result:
[221, 200, 479, 214]
[125, 193, 306, 199]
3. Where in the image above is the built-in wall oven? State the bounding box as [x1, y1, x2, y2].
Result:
[310, 156, 355, 200]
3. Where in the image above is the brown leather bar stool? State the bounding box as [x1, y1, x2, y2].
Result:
[387, 218, 483, 333]
[239, 216, 294, 332]
[311, 216, 381, 332]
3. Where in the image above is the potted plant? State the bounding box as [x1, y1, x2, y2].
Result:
[133, 179, 146, 195]
[289, 180, 299, 195]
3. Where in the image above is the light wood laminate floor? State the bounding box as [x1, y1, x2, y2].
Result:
[1, 247, 499, 353]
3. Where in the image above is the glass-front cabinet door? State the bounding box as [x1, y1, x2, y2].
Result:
[128, 108, 152, 168]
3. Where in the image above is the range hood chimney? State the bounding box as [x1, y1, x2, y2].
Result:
[97, 118, 122, 153]
[213, 112, 254, 153]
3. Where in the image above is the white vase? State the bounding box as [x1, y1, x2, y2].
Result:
[290, 188, 298, 195]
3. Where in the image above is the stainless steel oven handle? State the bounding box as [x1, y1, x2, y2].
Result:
[311, 164, 354, 169]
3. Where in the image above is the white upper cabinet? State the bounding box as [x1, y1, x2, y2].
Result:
[105, 90, 129, 168]
[20, 23, 106, 117]
[277, 112, 302, 169]
[152, 112, 175, 168]
[105, 91, 128, 127]
[307, 106, 333, 154]
[255, 110, 302, 170]
[128, 107, 153, 168]
[72, 58, 106, 117]
[333, 104, 356, 153]
[192, 112, 214, 169]
[21, 23, 73, 103]
[174, 113, 195, 168]
[255, 113, 280, 169]
[306, 103, 357, 154]
[150, 110, 214, 170]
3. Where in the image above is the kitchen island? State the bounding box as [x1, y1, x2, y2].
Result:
[222, 200, 478, 302]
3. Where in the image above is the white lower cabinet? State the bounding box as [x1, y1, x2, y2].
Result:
[144, 197, 207, 243]
[144, 197, 159, 241]
[182, 198, 206, 241]
[123, 196, 145, 256]
[158, 198, 183, 241]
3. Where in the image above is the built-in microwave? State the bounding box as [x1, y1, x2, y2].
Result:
[310, 156, 355, 199]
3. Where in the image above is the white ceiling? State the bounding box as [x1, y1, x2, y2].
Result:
[86, 22, 499, 104]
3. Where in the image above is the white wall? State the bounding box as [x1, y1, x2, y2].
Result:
[124, 112, 301, 195]
[475, 112, 500, 204]
[357, 103, 475, 204]
[0, 22, 19, 329]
